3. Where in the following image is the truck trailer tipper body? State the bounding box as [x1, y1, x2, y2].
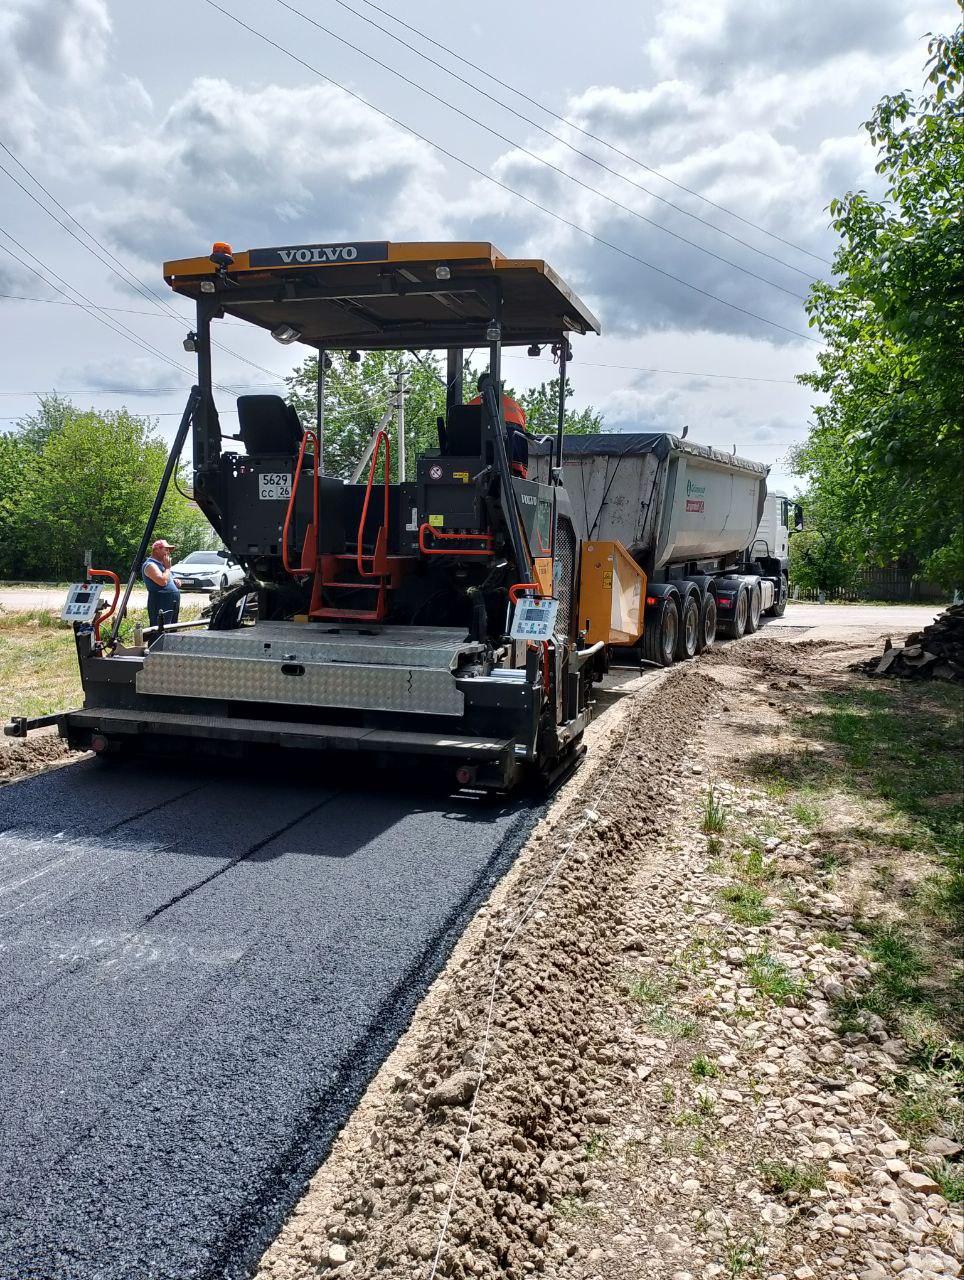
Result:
[560, 433, 794, 666]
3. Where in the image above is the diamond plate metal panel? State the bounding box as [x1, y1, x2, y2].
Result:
[137, 653, 464, 717]
[153, 623, 481, 671]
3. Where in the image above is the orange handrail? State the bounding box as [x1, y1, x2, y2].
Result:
[418, 524, 495, 557]
[88, 568, 120, 643]
[282, 430, 319, 575]
[357, 430, 391, 577]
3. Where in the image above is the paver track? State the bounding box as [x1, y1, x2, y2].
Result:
[0, 757, 539, 1279]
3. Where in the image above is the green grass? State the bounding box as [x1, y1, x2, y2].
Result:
[689, 1054, 719, 1079]
[723, 1234, 765, 1278]
[0, 603, 202, 720]
[732, 841, 773, 883]
[626, 973, 663, 1005]
[746, 951, 809, 1005]
[757, 1159, 825, 1196]
[925, 1159, 964, 1204]
[791, 795, 823, 827]
[649, 1008, 700, 1039]
[719, 883, 773, 926]
[702, 786, 727, 834]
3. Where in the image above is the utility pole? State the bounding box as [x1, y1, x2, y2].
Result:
[316, 349, 326, 472]
[396, 366, 406, 483]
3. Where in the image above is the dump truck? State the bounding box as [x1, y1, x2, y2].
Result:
[561, 434, 800, 666]
[4, 240, 796, 790]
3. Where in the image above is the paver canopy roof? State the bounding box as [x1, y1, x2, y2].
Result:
[164, 240, 601, 350]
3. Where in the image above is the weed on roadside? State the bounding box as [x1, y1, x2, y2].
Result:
[722, 1232, 765, 1278]
[758, 1158, 825, 1196]
[719, 884, 773, 926]
[626, 972, 663, 1005]
[650, 1009, 699, 1039]
[925, 1159, 964, 1204]
[702, 787, 727, 835]
[746, 951, 809, 1005]
[689, 1054, 720, 1079]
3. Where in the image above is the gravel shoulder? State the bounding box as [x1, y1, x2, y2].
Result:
[256, 629, 963, 1280]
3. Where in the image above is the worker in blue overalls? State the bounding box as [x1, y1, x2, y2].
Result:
[142, 538, 181, 628]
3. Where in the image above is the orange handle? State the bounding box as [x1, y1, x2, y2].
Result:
[508, 581, 540, 602]
[418, 524, 494, 557]
[358, 431, 391, 576]
[282, 430, 319, 575]
[88, 568, 120, 642]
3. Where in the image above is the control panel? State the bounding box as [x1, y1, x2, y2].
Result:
[509, 596, 559, 641]
[61, 581, 105, 624]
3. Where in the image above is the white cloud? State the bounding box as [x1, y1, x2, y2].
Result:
[79, 77, 445, 267]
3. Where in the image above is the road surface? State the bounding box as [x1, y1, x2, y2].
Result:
[0, 757, 539, 1279]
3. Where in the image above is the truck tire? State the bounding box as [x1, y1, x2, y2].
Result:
[677, 596, 700, 660]
[746, 582, 763, 633]
[722, 586, 749, 639]
[768, 573, 789, 617]
[697, 592, 717, 652]
[642, 597, 679, 667]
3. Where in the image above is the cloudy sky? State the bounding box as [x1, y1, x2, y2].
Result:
[0, 0, 954, 488]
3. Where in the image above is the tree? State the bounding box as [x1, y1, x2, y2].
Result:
[0, 397, 210, 580]
[285, 355, 604, 479]
[788, 529, 853, 597]
[506, 377, 604, 437]
[795, 25, 964, 591]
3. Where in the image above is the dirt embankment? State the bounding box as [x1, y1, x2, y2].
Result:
[257, 666, 720, 1280]
[258, 631, 963, 1280]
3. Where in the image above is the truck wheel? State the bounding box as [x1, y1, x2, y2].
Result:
[677, 596, 700, 660]
[746, 583, 763, 633]
[697, 593, 717, 652]
[642, 597, 678, 667]
[768, 573, 789, 617]
[724, 586, 749, 639]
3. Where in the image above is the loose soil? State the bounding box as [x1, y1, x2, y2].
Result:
[256, 630, 963, 1280]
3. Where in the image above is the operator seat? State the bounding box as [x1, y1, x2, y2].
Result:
[441, 403, 529, 474]
[444, 403, 483, 457]
[236, 395, 304, 455]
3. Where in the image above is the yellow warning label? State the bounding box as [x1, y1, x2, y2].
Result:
[428, 514, 444, 527]
[453, 471, 469, 483]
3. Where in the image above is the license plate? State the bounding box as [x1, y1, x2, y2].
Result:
[259, 472, 292, 500]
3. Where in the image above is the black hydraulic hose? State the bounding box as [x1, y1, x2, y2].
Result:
[109, 386, 201, 646]
[479, 373, 531, 581]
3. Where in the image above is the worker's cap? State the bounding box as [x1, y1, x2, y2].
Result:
[151, 539, 176, 554]
[468, 393, 527, 428]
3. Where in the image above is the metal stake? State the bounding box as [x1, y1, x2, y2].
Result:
[109, 386, 201, 646]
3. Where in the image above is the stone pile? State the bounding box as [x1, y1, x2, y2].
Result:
[854, 604, 964, 681]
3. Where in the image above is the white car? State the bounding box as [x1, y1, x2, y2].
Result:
[171, 550, 244, 593]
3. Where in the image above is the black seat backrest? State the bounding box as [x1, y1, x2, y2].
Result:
[237, 395, 304, 456]
[445, 404, 483, 457]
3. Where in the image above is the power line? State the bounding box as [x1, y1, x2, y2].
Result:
[346, 0, 832, 268]
[501, 352, 799, 385]
[0, 141, 284, 381]
[271, 0, 805, 302]
[0, 231, 201, 382]
[324, 0, 819, 283]
[201, 0, 819, 346]
[0, 290, 257, 328]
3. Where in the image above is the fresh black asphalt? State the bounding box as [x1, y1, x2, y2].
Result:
[0, 756, 540, 1279]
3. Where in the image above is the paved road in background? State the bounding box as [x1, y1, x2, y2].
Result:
[1, 586, 149, 611]
[1, 586, 944, 632]
[0, 758, 539, 1279]
[769, 602, 942, 632]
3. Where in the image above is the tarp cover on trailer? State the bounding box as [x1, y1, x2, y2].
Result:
[563, 432, 768, 476]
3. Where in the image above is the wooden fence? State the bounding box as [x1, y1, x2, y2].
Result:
[791, 566, 950, 604]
